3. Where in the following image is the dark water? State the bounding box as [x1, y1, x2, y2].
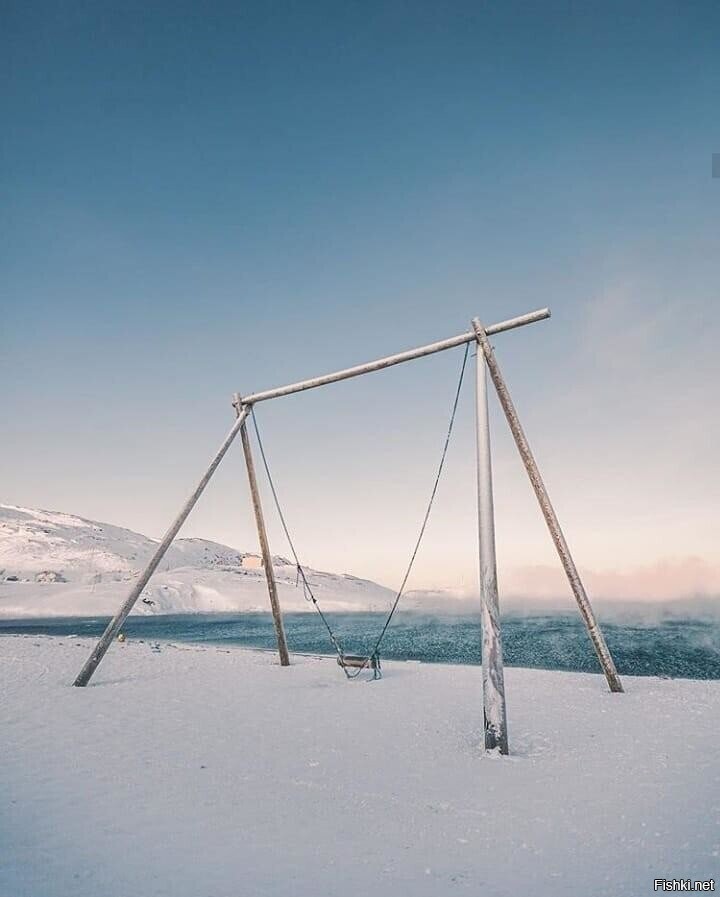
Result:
[2, 612, 720, 680]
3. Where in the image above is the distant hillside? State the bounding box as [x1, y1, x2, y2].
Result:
[0, 504, 396, 618]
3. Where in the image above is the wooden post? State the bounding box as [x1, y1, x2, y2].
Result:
[241, 309, 550, 405]
[471, 318, 624, 693]
[73, 407, 251, 686]
[475, 348, 509, 753]
[234, 395, 290, 667]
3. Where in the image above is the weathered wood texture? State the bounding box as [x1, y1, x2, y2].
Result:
[242, 309, 550, 405]
[234, 396, 290, 667]
[471, 318, 623, 694]
[73, 407, 251, 687]
[475, 348, 509, 754]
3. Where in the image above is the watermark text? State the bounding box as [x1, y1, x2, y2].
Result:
[654, 881, 715, 892]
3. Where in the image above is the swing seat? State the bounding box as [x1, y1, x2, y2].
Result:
[338, 653, 382, 679]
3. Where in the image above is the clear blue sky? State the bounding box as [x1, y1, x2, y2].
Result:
[2, 1, 719, 596]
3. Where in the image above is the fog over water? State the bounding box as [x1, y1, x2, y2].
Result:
[3, 608, 719, 681]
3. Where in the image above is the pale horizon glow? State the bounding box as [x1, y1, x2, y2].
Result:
[2, 2, 719, 602]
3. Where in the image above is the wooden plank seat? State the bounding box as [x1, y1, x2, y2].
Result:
[337, 653, 382, 679]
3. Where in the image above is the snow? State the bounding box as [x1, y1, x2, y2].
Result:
[6, 503, 716, 622]
[2, 635, 719, 896]
[0, 504, 398, 617]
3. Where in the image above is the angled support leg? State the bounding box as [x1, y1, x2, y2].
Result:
[73, 407, 251, 686]
[471, 318, 623, 694]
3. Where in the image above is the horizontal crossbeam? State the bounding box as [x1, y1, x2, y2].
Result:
[240, 307, 550, 405]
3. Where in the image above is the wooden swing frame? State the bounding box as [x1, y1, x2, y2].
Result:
[72, 306, 624, 755]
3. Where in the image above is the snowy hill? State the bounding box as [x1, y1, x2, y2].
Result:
[0, 504, 396, 618]
[0, 504, 257, 583]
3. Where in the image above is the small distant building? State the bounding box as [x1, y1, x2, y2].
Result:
[241, 554, 263, 571]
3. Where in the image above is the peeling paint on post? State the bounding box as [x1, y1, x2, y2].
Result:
[475, 346, 509, 754]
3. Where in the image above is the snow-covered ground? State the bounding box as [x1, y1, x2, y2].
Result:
[2, 635, 718, 897]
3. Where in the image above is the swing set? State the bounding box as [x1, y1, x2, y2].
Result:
[72, 308, 624, 755]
